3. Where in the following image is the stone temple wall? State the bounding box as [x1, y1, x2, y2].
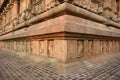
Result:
[1, 39, 120, 62]
[0, 0, 120, 62]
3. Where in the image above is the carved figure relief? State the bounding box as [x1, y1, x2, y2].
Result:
[39, 40, 45, 55]
[77, 40, 84, 57]
[48, 40, 54, 57]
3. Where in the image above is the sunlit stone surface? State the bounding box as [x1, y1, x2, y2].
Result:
[0, 0, 120, 79]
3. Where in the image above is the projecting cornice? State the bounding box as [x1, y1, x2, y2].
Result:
[0, 0, 120, 37]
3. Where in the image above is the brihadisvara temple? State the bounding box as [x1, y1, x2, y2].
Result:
[0, 0, 120, 63]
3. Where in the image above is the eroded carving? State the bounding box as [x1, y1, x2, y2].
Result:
[77, 40, 84, 57]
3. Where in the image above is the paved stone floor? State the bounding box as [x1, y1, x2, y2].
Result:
[0, 49, 120, 80]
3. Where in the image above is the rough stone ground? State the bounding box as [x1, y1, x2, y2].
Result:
[0, 49, 120, 80]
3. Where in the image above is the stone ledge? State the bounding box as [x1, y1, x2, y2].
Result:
[1, 3, 120, 37]
[0, 15, 120, 40]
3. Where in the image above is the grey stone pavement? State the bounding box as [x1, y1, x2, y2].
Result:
[0, 49, 120, 80]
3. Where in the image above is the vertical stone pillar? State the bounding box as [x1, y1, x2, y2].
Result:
[116, 41, 119, 52]
[39, 40, 48, 57]
[26, 40, 32, 54]
[18, 41, 20, 52]
[22, 40, 24, 52]
[104, 41, 107, 53]
[54, 40, 77, 62]
[100, 40, 103, 54]
[54, 39, 67, 62]
[93, 40, 96, 55]
[24, 40, 27, 53]
[94, 40, 101, 55]
[102, 40, 105, 54]
[108, 41, 110, 53]
[31, 40, 39, 55]
[16, 41, 18, 52]
[67, 40, 77, 61]
[87, 40, 94, 57]
[13, 41, 16, 51]
[112, 41, 115, 52]
[83, 40, 89, 57]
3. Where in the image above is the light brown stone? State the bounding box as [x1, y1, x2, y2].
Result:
[0, 0, 120, 63]
[77, 40, 84, 58]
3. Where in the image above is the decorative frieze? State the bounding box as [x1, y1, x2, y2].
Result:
[77, 40, 84, 58]
[0, 0, 120, 34]
[1, 39, 120, 62]
[77, 40, 120, 58]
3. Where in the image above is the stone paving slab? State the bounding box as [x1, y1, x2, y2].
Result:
[0, 49, 120, 80]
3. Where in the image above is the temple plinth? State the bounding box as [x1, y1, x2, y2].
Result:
[0, 0, 120, 63]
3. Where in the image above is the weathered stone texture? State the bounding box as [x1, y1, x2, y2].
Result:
[1, 39, 120, 62]
[0, 0, 120, 62]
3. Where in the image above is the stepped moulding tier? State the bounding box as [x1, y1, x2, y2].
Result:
[0, 0, 120, 62]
